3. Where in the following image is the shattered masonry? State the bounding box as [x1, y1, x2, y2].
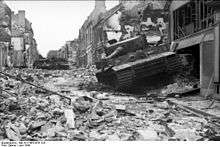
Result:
[1, 0, 220, 142]
[1, 68, 220, 141]
[0, 1, 40, 70]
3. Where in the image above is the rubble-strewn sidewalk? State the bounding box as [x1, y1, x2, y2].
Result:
[0, 68, 220, 141]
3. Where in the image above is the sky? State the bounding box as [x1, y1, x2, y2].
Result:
[6, 0, 119, 57]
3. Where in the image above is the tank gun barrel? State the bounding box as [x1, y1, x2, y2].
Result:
[104, 35, 147, 58]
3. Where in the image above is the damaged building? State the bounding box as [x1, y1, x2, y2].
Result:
[77, 0, 107, 67]
[11, 10, 39, 68]
[66, 39, 79, 66]
[0, 1, 11, 70]
[92, 0, 220, 97]
[93, 3, 122, 65]
[77, 0, 171, 67]
[169, 0, 220, 97]
[93, 0, 177, 90]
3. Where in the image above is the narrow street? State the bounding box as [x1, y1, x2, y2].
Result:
[1, 68, 220, 141]
[1, 0, 220, 143]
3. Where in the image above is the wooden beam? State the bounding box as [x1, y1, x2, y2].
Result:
[167, 99, 220, 120]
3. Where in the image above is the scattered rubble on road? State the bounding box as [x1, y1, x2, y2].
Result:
[0, 67, 220, 141]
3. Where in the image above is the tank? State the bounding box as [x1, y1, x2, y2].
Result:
[95, 35, 184, 91]
[33, 58, 69, 70]
[95, 3, 185, 91]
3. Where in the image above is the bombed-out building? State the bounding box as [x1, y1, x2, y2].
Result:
[76, 0, 220, 98]
[66, 39, 78, 66]
[169, 0, 220, 97]
[94, 0, 185, 90]
[11, 10, 39, 68]
[93, 3, 122, 65]
[0, 1, 11, 70]
[77, 0, 107, 67]
[94, 0, 220, 97]
[78, 0, 169, 67]
[93, 0, 170, 66]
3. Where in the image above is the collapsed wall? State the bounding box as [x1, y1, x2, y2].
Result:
[103, 1, 169, 45]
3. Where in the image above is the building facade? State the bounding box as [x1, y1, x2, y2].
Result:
[169, 0, 220, 97]
[92, 0, 170, 64]
[93, 3, 122, 64]
[11, 10, 39, 68]
[77, 0, 107, 67]
[0, 1, 11, 70]
[66, 39, 78, 66]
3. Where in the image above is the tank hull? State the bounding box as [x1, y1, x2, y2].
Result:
[96, 52, 183, 90]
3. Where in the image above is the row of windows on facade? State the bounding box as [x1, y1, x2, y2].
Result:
[173, 0, 215, 40]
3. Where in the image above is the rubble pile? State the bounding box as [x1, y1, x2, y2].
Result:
[0, 68, 219, 141]
[69, 66, 111, 91]
[161, 83, 194, 96]
[159, 74, 200, 97]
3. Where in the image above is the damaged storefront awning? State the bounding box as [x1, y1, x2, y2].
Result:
[176, 34, 204, 50]
[175, 32, 214, 51]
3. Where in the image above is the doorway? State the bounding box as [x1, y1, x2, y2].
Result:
[176, 44, 200, 85]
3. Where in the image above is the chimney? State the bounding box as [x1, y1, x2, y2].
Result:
[18, 10, 25, 27]
[95, 0, 106, 10]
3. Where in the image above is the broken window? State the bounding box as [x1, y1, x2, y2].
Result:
[173, 0, 215, 40]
